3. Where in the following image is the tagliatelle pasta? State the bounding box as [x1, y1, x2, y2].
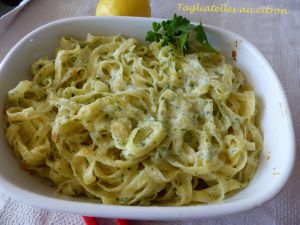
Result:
[3, 34, 262, 206]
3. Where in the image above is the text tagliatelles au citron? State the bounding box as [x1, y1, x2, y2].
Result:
[177, 3, 288, 15]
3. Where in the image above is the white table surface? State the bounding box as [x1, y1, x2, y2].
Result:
[0, 0, 299, 224]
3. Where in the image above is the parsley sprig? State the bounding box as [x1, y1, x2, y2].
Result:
[146, 14, 217, 55]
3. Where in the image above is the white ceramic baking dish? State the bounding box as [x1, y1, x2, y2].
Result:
[0, 16, 295, 220]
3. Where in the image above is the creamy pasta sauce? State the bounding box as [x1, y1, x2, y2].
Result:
[3, 34, 262, 205]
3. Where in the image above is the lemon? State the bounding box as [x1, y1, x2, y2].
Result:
[95, 0, 151, 17]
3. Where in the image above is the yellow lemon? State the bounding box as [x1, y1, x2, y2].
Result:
[95, 0, 151, 17]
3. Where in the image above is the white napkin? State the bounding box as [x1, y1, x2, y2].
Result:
[0, 0, 30, 37]
[0, 0, 299, 224]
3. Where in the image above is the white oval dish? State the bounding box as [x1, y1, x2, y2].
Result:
[0, 16, 295, 220]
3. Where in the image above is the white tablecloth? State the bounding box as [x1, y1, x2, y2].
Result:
[0, 0, 299, 224]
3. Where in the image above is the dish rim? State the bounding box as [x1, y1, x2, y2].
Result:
[0, 16, 295, 220]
